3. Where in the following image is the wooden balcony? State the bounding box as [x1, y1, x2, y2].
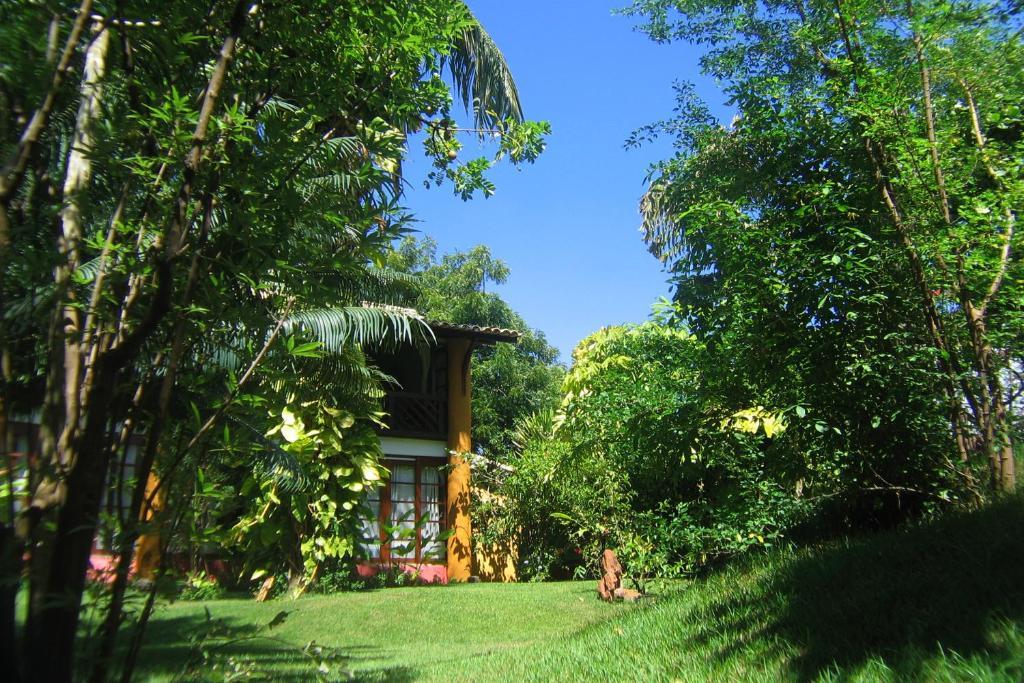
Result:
[382, 391, 447, 440]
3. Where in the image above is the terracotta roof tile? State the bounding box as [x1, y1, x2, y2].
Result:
[427, 320, 520, 343]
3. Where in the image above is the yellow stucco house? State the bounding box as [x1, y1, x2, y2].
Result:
[76, 318, 520, 583]
[359, 320, 520, 583]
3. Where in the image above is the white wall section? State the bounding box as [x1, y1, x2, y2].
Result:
[379, 437, 447, 458]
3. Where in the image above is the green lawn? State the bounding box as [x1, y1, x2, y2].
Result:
[133, 580, 630, 681]
[135, 496, 1024, 682]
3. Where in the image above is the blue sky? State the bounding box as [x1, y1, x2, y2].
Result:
[401, 1, 732, 363]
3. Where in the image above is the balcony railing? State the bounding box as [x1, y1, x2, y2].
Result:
[382, 391, 447, 439]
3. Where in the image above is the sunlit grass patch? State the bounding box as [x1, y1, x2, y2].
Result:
[136, 496, 1024, 681]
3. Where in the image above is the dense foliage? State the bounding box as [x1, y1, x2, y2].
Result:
[626, 0, 1022, 493]
[0, 1, 1019, 678]
[0, 2, 545, 680]
[501, 319, 806, 581]
[493, 0, 1022, 583]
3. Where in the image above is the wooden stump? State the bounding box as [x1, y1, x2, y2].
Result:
[255, 575, 275, 602]
[597, 549, 622, 602]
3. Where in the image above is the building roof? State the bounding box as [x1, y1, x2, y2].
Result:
[428, 320, 520, 345]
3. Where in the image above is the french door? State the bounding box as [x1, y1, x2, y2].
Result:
[360, 458, 446, 563]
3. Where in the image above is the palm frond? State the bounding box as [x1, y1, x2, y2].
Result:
[309, 136, 366, 166]
[511, 407, 563, 452]
[258, 96, 300, 120]
[229, 415, 311, 494]
[275, 341, 388, 393]
[204, 343, 244, 372]
[253, 446, 310, 494]
[445, 10, 524, 130]
[282, 305, 433, 353]
[306, 266, 421, 305]
[3, 282, 54, 326]
[72, 228, 162, 283]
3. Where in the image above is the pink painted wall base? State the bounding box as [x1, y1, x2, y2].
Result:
[356, 562, 448, 584]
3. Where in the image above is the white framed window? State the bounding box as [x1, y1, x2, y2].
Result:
[359, 458, 446, 563]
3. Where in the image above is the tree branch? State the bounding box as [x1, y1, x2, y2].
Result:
[0, 0, 95, 211]
[143, 300, 294, 511]
[960, 80, 1016, 314]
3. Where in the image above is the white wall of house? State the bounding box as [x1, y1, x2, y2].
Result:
[378, 436, 447, 458]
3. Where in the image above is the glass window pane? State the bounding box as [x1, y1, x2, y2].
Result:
[420, 484, 438, 502]
[391, 483, 415, 502]
[390, 499, 415, 521]
[422, 466, 439, 485]
[390, 498, 417, 559]
[125, 443, 138, 466]
[419, 465, 444, 560]
[359, 495, 381, 558]
[421, 519, 443, 561]
[392, 463, 415, 483]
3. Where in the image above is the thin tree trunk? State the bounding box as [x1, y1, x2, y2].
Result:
[118, 501, 185, 683]
[994, 391, 1016, 490]
[957, 80, 1017, 491]
[57, 20, 110, 481]
[119, 565, 162, 683]
[24, 3, 251, 679]
[88, 192, 216, 683]
[904, 3, 1016, 492]
[903, 16, 987, 480]
[25, 359, 119, 682]
[0, 526, 20, 683]
[906, 1, 952, 225]
[0, 0, 95, 250]
[832, 1, 983, 490]
[26, 19, 111, 632]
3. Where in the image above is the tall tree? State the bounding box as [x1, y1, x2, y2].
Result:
[625, 0, 1022, 495]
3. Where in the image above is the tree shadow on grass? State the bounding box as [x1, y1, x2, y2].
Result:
[689, 495, 1024, 680]
[132, 610, 418, 682]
